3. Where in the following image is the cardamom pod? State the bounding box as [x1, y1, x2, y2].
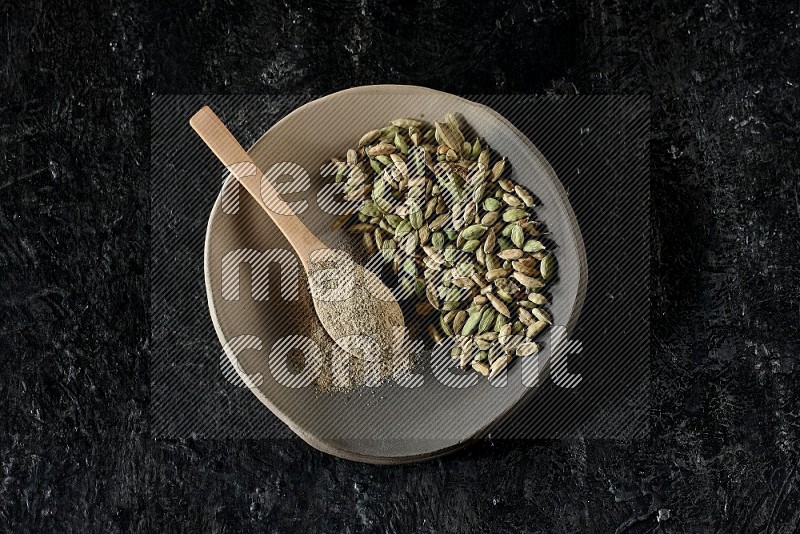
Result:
[494, 313, 508, 332]
[426, 282, 440, 309]
[442, 246, 457, 264]
[360, 201, 382, 217]
[481, 211, 500, 226]
[511, 224, 525, 248]
[474, 338, 491, 351]
[516, 342, 540, 357]
[498, 178, 514, 192]
[380, 238, 396, 261]
[434, 121, 462, 155]
[503, 193, 522, 207]
[461, 224, 488, 240]
[495, 288, 513, 302]
[491, 159, 506, 180]
[528, 293, 549, 305]
[403, 232, 418, 255]
[489, 354, 510, 378]
[485, 268, 509, 281]
[478, 308, 496, 334]
[472, 361, 490, 376]
[424, 197, 437, 219]
[462, 239, 480, 252]
[483, 228, 497, 254]
[423, 256, 442, 271]
[523, 240, 545, 252]
[485, 254, 500, 270]
[486, 293, 511, 318]
[394, 220, 413, 238]
[402, 257, 417, 277]
[471, 138, 482, 159]
[367, 142, 396, 156]
[526, 320, 548, 339]
[385, 214, 402, 227]
[518, 307, 534, 327]
[409, 205, 424, 230]
[441, 300, 460, 311]
[431, 231, 445, 250]
[472, 183, 486, 205]
[498, 323, 513, 344]
[514, 184, 534, 206]
[418, 223, 430, 244]
[478, 149, 490, 170]
[531, 308, 552, 325]
[391, 118, 423, 129]
[428, 213, 449, 231]
[497, 248, 523, 260]
[453, 310, 467, 333]
[394, 133, 409, 155]
[461, 310, 482, 336]
[541, 253, 555, 280]
[440, 317, 453, 337]
[483, 197, 502, 212]
[512, 271, 544, 289]
[369, 158, 383, 174]
[502, 208, 527, 222]
[358, 129, 382, 147]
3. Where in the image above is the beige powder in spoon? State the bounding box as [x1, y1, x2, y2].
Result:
[307, 249, 403, 361]
[304, 249, 412, 392]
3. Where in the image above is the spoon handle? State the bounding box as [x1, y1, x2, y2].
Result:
[190, 105, 326, 267]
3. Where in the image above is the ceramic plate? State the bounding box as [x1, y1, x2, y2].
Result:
[204, 85, 587, 463]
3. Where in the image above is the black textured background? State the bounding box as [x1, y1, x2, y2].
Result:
[1, 1, 799, 532]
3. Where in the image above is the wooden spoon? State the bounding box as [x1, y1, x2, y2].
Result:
[190, 106, 404, 360]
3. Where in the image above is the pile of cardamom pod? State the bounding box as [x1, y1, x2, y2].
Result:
[330, 113, 555, 379]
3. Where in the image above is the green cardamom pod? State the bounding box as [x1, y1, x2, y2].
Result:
[385, 214, 403, 228]
[394, 220, 413, 238]
[462, 239, 481, 252]
[359, 201, 382, 217]
[409, 205, 424, 230]
[478, 308, 496, 334]
[443, 246, 457, 264]
[502, 208, 527, 222]
[460, 224, 488, 240]
[461, 310, 482, 336]
[511, 224, 525, 248]
[541, 253, 555, 280]
[440, 316, 454, 336]
[494, 313, 508, 332]
[431, 232, 445, 250]
[528, 293, 549, 305]
[483, 198, 501, 212]
[523, 240, 545, 252]
[367, 158, 382, 175]
[471, 138, 482, 159]
[394, 133, 409, 155]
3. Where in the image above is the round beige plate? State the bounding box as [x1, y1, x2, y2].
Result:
[204, 85, 588, 463]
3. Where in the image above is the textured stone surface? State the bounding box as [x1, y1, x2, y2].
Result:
[1, 0, 798, 531]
